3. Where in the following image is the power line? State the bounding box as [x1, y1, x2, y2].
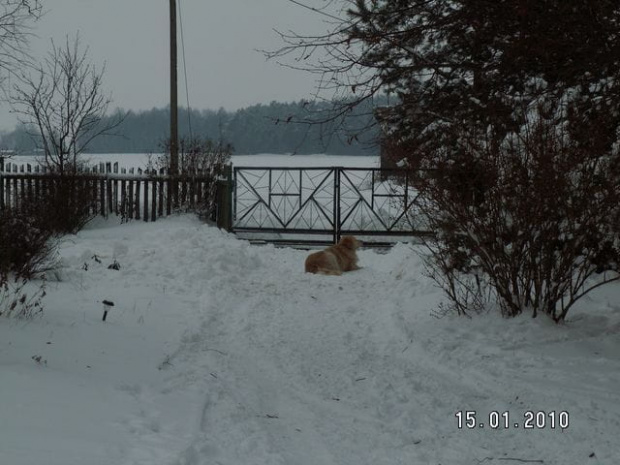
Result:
[285, 0, 343, 22]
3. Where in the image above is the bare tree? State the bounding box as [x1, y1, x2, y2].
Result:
[11, 34, 123, 173]
[266, 0, 382, 139]
[0, 0, 41, 88]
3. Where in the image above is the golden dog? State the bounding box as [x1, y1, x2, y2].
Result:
[304, 236, 361, 276]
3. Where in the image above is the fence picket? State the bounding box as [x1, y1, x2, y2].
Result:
[135, 181, 141, 220]
[106, 178, 113, 216]
[151, 180, 157, 222]
[166, 179, 172, 216]
[128, 181, 134, 219]
[158, 179, 164, 217]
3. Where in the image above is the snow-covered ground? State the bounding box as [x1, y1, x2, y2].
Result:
[1, 215, 619, 465]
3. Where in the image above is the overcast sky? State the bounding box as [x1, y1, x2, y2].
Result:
[0, 0, 335, 131]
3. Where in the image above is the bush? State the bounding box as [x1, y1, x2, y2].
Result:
[419, 109, 620, 322]
[0, 208, 51, 319]
[147, 136, 232, 220]
[0, 208, 56, 278]
[0, 167, 96, 317]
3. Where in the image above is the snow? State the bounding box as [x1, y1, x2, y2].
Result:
[231, 154, 379, 168]
[1, 215, 620, 465]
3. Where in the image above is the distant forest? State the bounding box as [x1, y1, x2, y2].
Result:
[0, 99, 381, 156]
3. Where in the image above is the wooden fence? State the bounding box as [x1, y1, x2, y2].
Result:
[0, 157, 232, 226]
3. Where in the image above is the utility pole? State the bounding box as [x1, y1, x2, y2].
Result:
[170, 0, 179, 174]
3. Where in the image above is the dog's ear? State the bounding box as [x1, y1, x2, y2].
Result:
[340, 236, 359, 249]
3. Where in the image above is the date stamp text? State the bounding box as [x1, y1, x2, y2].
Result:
[455, 410, 569, 430]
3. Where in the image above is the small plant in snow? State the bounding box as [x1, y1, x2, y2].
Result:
[31, 355, 48, 366]
[0, 271, 46, 319]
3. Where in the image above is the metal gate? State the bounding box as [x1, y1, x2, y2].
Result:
[232, 166, 430, 244]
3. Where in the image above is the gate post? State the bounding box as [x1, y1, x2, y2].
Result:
[0, 156, 4, 212]
[216, 164, 233, 231]
[333, 167, 342, 244]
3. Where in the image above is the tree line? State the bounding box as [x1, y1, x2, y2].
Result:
[1, 99, 381, 156]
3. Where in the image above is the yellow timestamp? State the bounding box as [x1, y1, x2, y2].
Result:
[455, 410, 569, 430]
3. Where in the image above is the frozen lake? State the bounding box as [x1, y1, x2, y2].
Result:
[2, 153, 380, 170]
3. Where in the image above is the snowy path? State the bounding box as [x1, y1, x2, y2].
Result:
[177, 266, 435, 465]
[2, 216, 619, 465]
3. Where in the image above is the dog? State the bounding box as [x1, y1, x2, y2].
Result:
[304, 236, 361, 276]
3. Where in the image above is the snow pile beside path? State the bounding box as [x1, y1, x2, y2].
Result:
[1, 215, 619, 465]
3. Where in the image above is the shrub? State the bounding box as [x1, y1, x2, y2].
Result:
[0, 208, 56, 278]
[0, 208, 50, 319]
[419, 109, 620, 322]
[147, 137, 232, 220]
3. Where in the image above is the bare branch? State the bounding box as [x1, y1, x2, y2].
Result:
[0, 0, 41, 88]
[10, 33, 125, 173]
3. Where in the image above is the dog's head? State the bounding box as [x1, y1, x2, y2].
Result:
[339, 236, 361, 250]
